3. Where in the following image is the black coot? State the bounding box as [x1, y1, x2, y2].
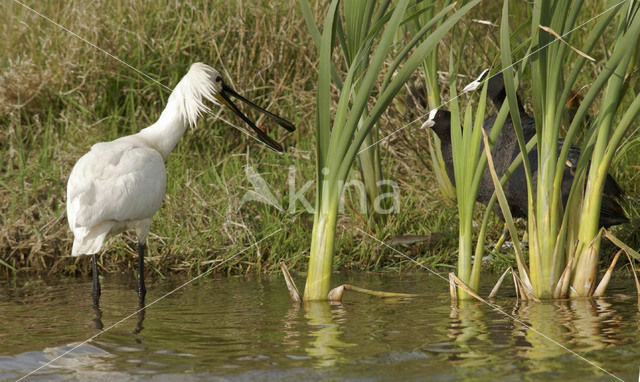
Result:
[428, 73, 627, 227]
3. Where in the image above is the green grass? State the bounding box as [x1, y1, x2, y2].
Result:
[0, 0, 637, 280]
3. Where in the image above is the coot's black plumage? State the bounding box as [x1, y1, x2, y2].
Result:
[428, 73, 627, 227]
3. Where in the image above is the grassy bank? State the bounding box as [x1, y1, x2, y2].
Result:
[1, 0, 638, 280]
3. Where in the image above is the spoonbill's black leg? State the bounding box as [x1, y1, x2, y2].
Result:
[92, 253, 101, 307]
[137, 242, 146, 305]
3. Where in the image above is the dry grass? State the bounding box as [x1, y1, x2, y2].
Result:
[0, 0, 451, 278]
[0, 0, 637, 279]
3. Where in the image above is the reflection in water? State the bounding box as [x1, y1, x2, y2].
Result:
[449, 300, 487, 344]
[516, 297, 622, 362]
[92, 306, 103, 330]
[514, 299, 619, 378]
[448, 300, 495, 368]
[282, 302, 301, 348]
[566, 298, 621, 351]
[1, 275, 639, 381]
[447, 295, 630, 379]
[516, 301, 568, 360]
[133, 304, 146, 336]
[91, 303, 146, 336]
[303, 302, 354, 368]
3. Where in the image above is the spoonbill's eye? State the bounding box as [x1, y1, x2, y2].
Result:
[215, 76, 222, 82]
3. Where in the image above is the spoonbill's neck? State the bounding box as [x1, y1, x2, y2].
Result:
[136, 63, 219, 161]
[138, 93, 189, 161]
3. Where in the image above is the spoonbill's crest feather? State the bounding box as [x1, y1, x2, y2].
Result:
[171, 63, 222, 127]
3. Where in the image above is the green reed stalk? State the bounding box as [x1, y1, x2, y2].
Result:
[497, 0, 639, 298]
[448, 80, 489, 298]
[300, 0, 480, 300]
[571, 1, 640, 295]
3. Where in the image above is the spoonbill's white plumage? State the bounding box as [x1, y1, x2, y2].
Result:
[66, 63, 295, 306]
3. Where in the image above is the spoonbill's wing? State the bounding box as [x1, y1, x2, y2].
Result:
[67, 140, 167, 235]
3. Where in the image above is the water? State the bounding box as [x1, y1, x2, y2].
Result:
[1, 273, 639, 381]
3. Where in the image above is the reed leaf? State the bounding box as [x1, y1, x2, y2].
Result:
[481, 128, 531, 288]
[593, 250, 622, 297]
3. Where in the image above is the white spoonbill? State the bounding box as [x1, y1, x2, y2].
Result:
[66, 63, 295, 307]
